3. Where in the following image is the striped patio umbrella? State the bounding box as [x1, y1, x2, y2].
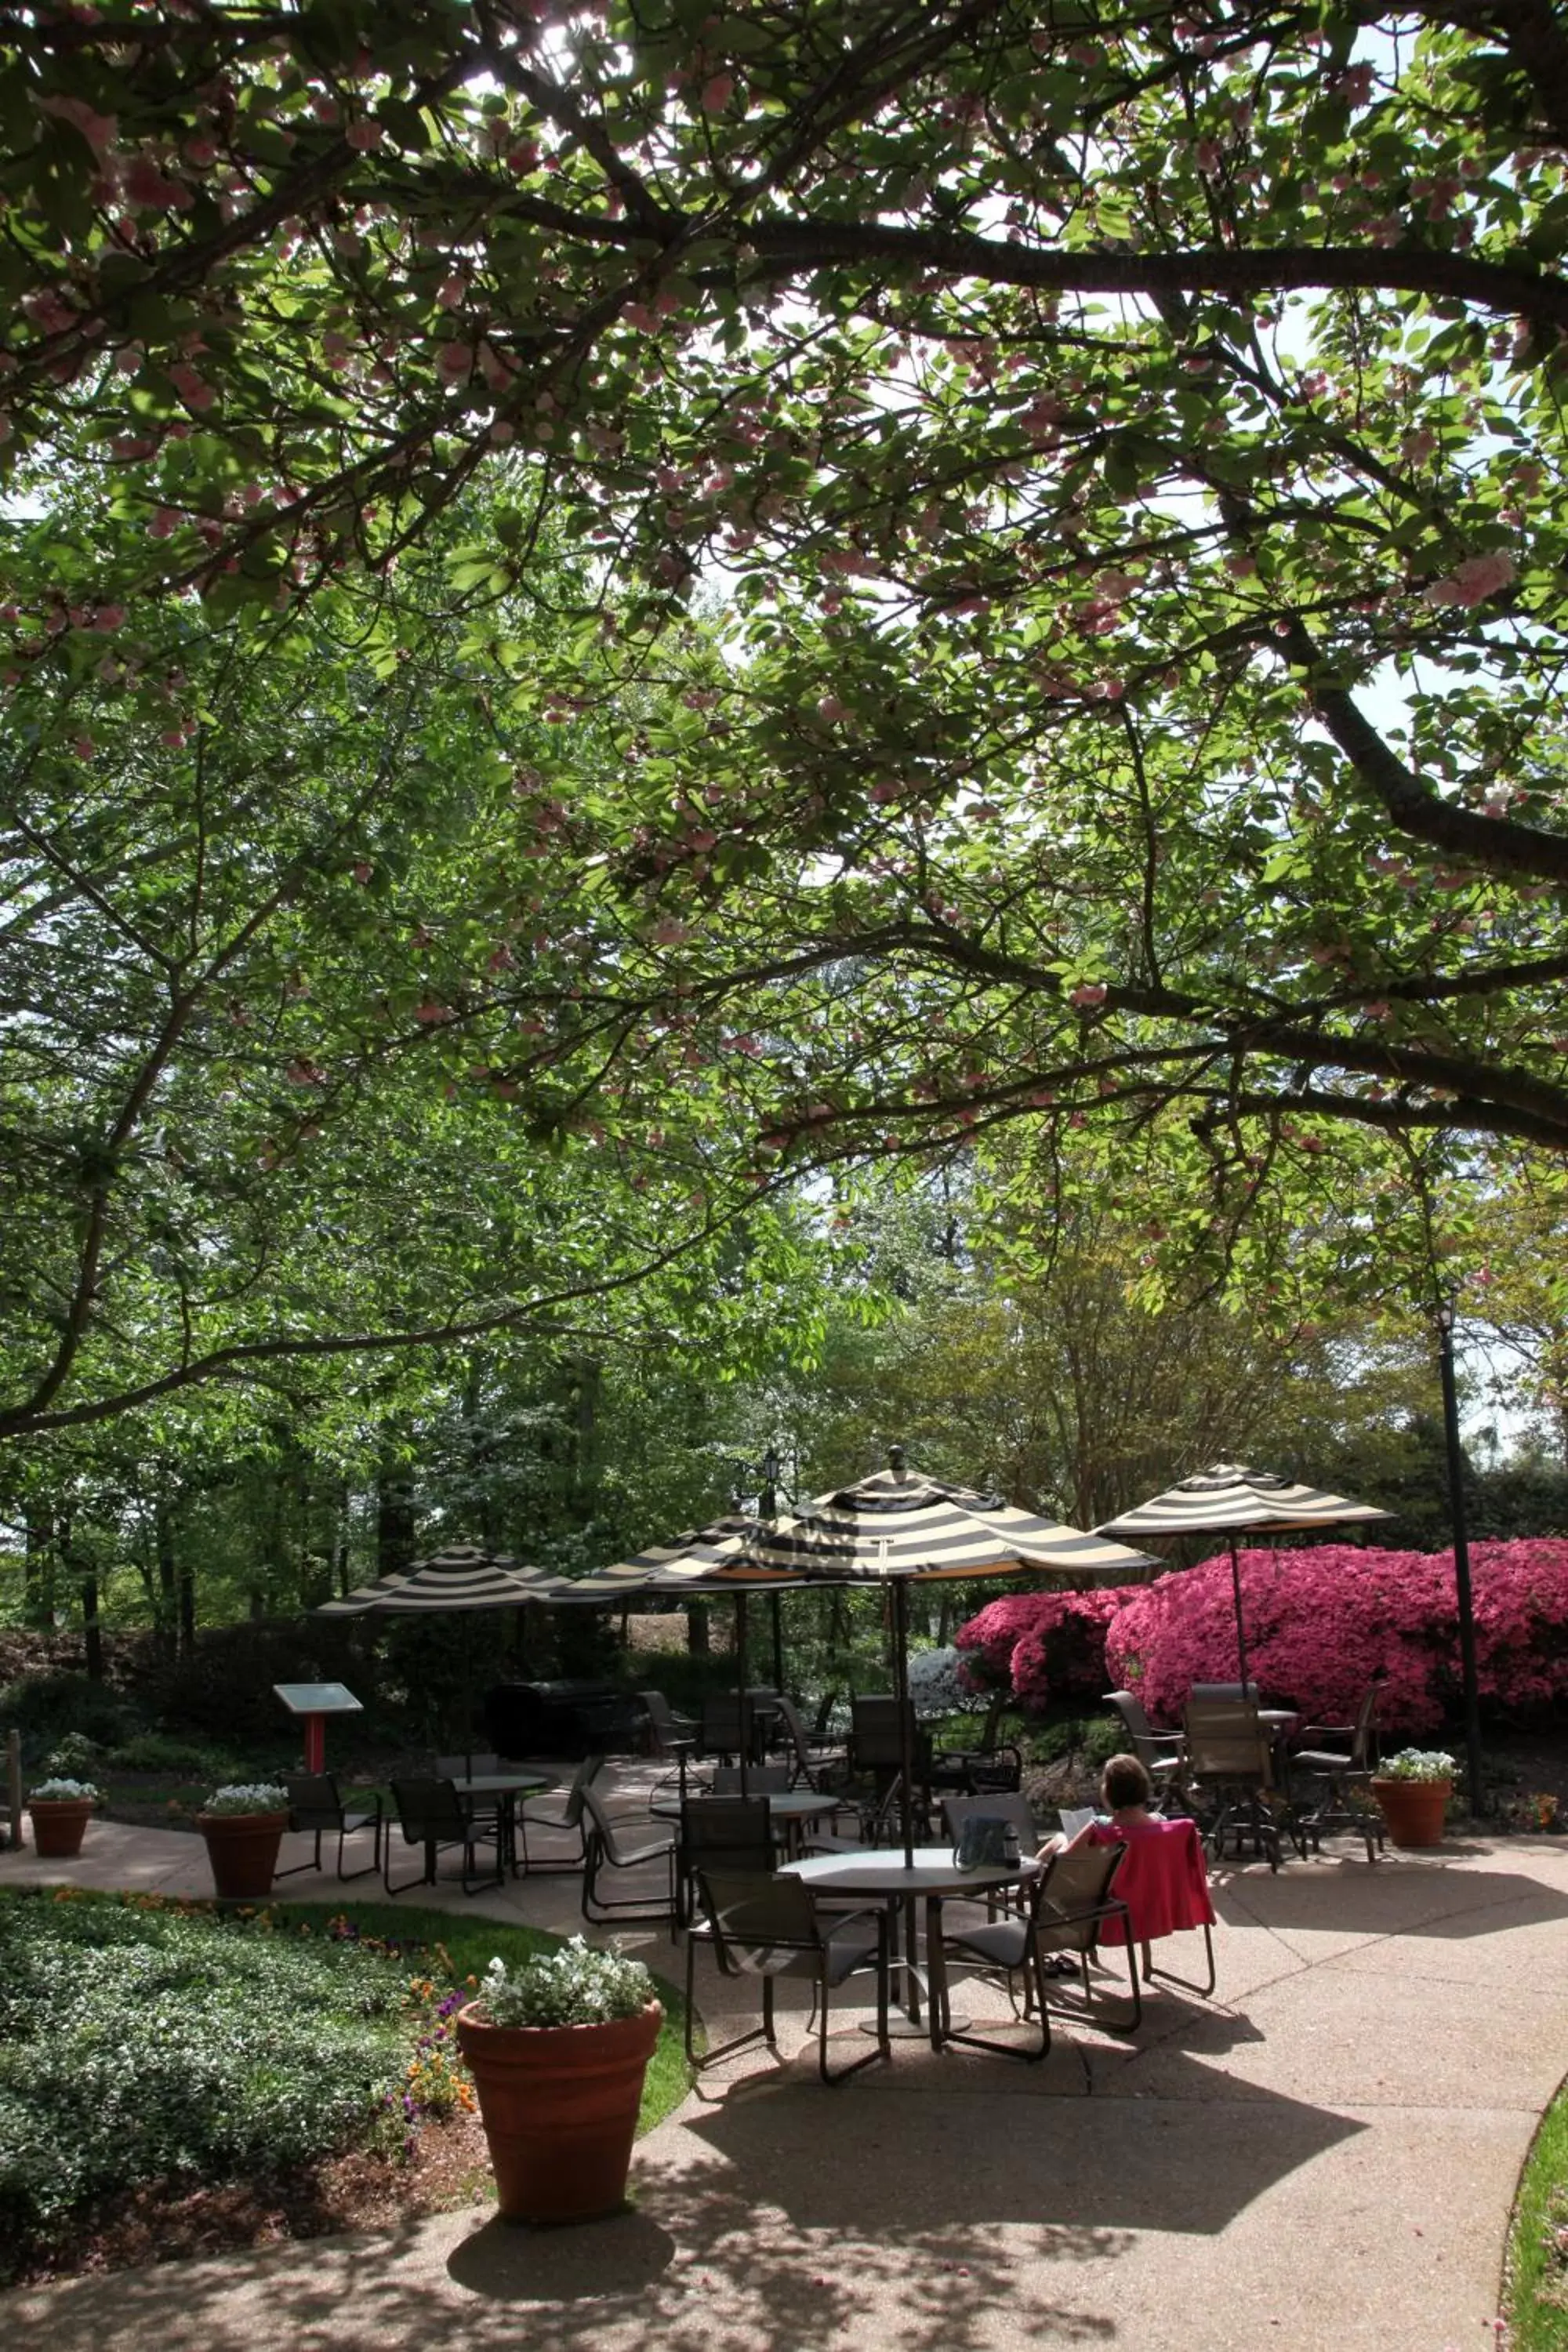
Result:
[316, 1543, 568, 1773]
[1096, 1464, 1391, 1691]
[568, 1519, 806, 1792]
[572, 1515, 797, 1601]
[730, 1451, 1158, 1862]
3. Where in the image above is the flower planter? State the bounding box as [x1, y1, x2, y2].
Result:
[196, 1809, 289, 1898]
[28, 1796, 95, 1859]
[456, 1998, 662, 2224]
[1370, 1777, 1451, 1849]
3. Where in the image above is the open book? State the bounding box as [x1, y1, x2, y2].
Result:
[1057, 1806, 1098, 1840]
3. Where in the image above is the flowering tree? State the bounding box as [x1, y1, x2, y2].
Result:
[6, 2, 1568, 1431]
[956, 1540, 1568, 1732]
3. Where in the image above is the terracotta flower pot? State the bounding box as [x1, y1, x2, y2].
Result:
[196, 1809, 289, 1898]
[1370, 1777, 1451, 1849]
[456, 1998, 662, 2224]
[28, 1797, 95, 1859]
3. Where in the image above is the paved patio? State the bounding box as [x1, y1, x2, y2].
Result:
[4, 1766, 1566, 2351]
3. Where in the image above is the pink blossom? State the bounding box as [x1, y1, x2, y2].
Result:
[1425, 551, 1516, 608]
[37, 93, 118, 162]
[1068, 982, 1108, 1008]
[168, 361, 215, 412]
[123, 153, 190, 210]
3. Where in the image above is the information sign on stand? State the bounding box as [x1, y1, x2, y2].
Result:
[274, 1682, 363, 1773]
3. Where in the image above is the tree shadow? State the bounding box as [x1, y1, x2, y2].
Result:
[1217, 1860, 1568, 1940]
[2, 2045, 1364, 2352]
[446, 2206, 677, 2299]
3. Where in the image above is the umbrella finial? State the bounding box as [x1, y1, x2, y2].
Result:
[887, 1444, 907, 1476]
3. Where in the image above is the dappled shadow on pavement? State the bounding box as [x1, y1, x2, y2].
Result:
[2, 2049, 1365, 2352]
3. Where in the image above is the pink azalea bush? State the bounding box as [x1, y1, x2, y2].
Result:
[955, 1541, 1568, 1736]
[956, 1587, 1134, 1708]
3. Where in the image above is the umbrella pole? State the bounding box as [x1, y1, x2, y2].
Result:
[893, 1580, 915, 1870]
[466, 1617, 478, 1780]
[735, 1589, 750, 1798]
[1229, 1538, 1251, 1694]
[770, 1590, 785, 1695]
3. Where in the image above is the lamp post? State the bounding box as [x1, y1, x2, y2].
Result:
[760, 1446, 786, 1692]
[731, 1444, 788, 1692]
[1436, 1298, 1486, 1820]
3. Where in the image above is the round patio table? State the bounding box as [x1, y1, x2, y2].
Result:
[451, 1770, 555, 1878]
[652, 1788, 838, 1846]
[782, 1844, 1036, 2042]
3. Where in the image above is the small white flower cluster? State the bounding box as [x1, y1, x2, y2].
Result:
[1380, 1748, 1457, 1783]
[201, 1781, 289, 1815]
[477, 1936, 655, 2029]
[906, 1646, 982, 1722]
[31, 1777, 100, 1802]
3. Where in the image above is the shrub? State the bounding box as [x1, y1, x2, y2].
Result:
[1105, 1539, 1568, 1730]
[0, 1671, 140, 1766]
[906, 1646, 982, 1721]
[0, 1892, 412, 2246]
[955, 1539, 1568, 1735]
[103, 1731, 247, 1779]
[955, 1588, 1133, 1714]
[140, 1621, 368, 1747]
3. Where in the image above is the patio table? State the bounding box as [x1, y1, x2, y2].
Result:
[652, 1787, 838, 1858]
[451, 1770, 555, 1878]
[781, 1844, 1036, 2043]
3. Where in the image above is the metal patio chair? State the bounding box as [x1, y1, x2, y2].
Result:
[1103, 1690, 1190, 1809]
[384, 1777, 503, 1896]
[275, 1773, 383, 1882]
[687, 1867, 892, 2082]
[579, 1780, 677, 1923]
[1290, 1686, 1385, 1863]
[931, 1837, 1137, 2054]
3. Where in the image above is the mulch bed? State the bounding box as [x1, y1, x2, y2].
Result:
[8, 2111, 493, 2288]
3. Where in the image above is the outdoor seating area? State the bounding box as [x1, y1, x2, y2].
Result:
[7, 1719, 1568, 2352]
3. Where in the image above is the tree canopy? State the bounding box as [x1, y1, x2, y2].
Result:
[5, 0, 1568, 1436]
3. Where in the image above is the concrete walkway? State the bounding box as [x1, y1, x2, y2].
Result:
[4, 1777, 1566, 2352]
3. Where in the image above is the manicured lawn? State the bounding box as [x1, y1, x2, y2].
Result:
[0, 1886, 688, 2280]
[1505, 2078, 1568, 2352]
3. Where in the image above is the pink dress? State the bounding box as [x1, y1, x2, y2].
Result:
[1084, 1815, 1216, 1946]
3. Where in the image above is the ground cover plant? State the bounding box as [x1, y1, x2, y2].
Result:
[1505, 2078, 1568, 2352]
[0, 1889, 687, 2282]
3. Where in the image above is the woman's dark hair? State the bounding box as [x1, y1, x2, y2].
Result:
[1101, 1752, 1154, 1811]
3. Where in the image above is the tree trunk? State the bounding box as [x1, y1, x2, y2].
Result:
[178, 1548, 197, 1654]
[377, 1456, 417, 1576]
[24, 1508, 53, 1628]
[335, 1479, 353, 1598]
[572, 1356, 602, 1508]
[687, 1600, 710, 1655]
[155, 1501, 178, 1660]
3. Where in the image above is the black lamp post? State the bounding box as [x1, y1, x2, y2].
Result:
[731, 1444, 788, 1693]
[1436, 1298, 1486, 1819]
[760, 1446, 786, 1692]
